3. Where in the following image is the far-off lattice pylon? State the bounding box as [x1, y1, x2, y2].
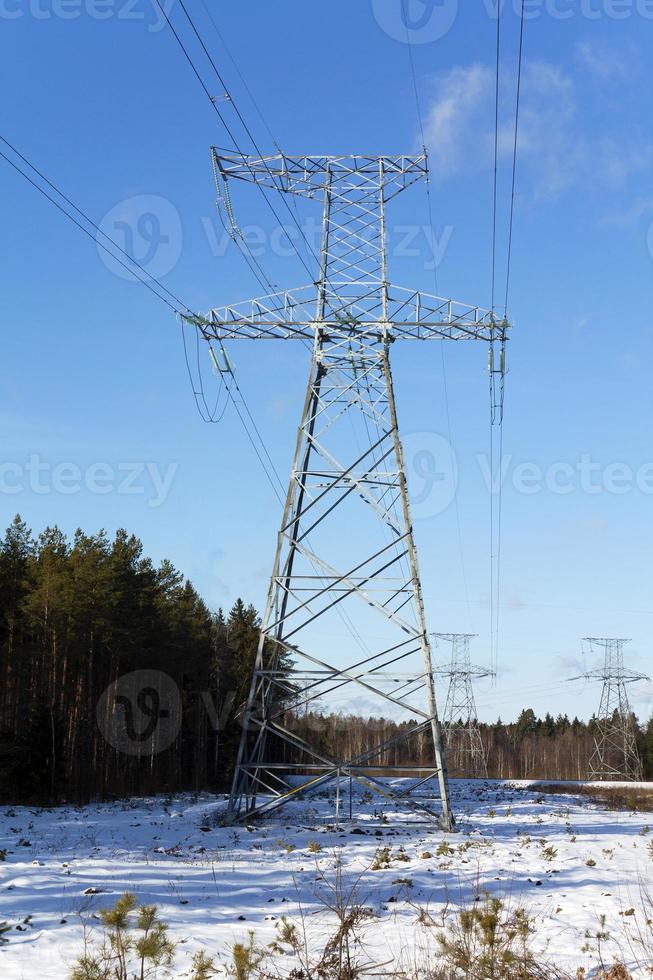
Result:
[434, 634, 493, 778]
[572, 638, 649, 782]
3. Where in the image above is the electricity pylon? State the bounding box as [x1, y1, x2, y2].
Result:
[434, 634, 493, 778]
[571, 638, 649, 781]
[188, 153, 510, 827]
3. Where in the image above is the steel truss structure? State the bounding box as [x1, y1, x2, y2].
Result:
[434, 634, 493, 779]
[190, 154, 510, 827]
[573, 638, 649, 781]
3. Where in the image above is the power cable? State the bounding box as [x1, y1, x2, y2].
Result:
[1, 135, 252, 428]
[489, 6, 505, 680]
[177, 0, 319, 274]
[0, 136, 243, 428]
[0, 135, 290, 495]
[194, 322, 230, 422]
[491, 3, 527, 677]
[195, 0, 283, 154]
[402, 4, 475, 633]
[181, 323, 229, 423]
[195, 0, 310, 266]
[159, 7, 380, 659]
[491, 4, 501, 313]
[157, 0, 319, 284]
[149, 0, 281, 297]
[0, 143, 189, 317]
[489, 418, 499, 678]
[504, 0, 525, 318]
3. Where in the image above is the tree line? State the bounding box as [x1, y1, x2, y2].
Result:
[0, 515, 259, 804]
[1, 515, 651, 805]
[292, 707, 653, 782]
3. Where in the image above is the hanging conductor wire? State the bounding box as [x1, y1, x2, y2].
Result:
[504, 0, 525, 318]
[401, 0, 475, 634]
[491, 3, 501, 314]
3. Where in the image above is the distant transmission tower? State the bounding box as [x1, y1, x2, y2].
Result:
[434, 634, 493, 778]
[571, 638, 649, 781]
[188, 153, 509, 827]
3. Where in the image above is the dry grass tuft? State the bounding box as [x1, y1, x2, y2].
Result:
[523, 782, 653, 813]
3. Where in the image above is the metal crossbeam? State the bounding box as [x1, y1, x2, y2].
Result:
[190, 285, 503, 342]
[212, 152, 428, 198]
[194, 153, 512, 828]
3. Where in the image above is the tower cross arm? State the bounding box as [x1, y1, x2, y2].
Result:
[433, 664, 495, 679]
[212, 150, 428, 197]
[569, 669, 650, 683]
[186, 285, 510, 344]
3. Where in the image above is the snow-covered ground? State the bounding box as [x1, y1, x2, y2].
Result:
[1, 780, 652, 978]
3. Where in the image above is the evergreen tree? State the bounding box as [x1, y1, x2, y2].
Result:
[643, 716, 653, 780]
[0, 516, 269, 803]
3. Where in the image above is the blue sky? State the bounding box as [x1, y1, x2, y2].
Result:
[2, 0, 653, 722]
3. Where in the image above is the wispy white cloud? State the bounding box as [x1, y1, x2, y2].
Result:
[507, 593, 527, 611]
[594, 136, 653, 188]
[511, 61, 581, 198]
[600, 196, 653, 228]
[579, 514, 608, 533]
[423, 63, 495, 178]
[575, 39, 637, 81]
[423, 59, 580, 195]
[555, 653, 586, 678]
[423, 55, 653, 201]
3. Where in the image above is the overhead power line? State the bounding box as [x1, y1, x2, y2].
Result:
[0, 132, 247, 426]
[149, 0, 281, 297]
[401, 1, 474, 633]
[151, 2, 376, 663]
[504, 0, 526, 317]
[0, 132, 289, 495]
[196, 0, 284, 153]
[492, 4, 526, 679]
[153, 0, 320, 285]
[491, 4, 501, 313]
[0, 140, 190, 317]
[176, 0, 319, 271]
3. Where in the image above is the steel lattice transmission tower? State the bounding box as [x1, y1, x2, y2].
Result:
[434, 634, 493, 778]
[188, 153, 509, 827]
[571, 638, 649, 781]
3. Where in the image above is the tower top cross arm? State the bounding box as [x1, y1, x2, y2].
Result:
[211, 150, 429, 198]
[189, 151, 512, 422]
[569, 638, 650, 684]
